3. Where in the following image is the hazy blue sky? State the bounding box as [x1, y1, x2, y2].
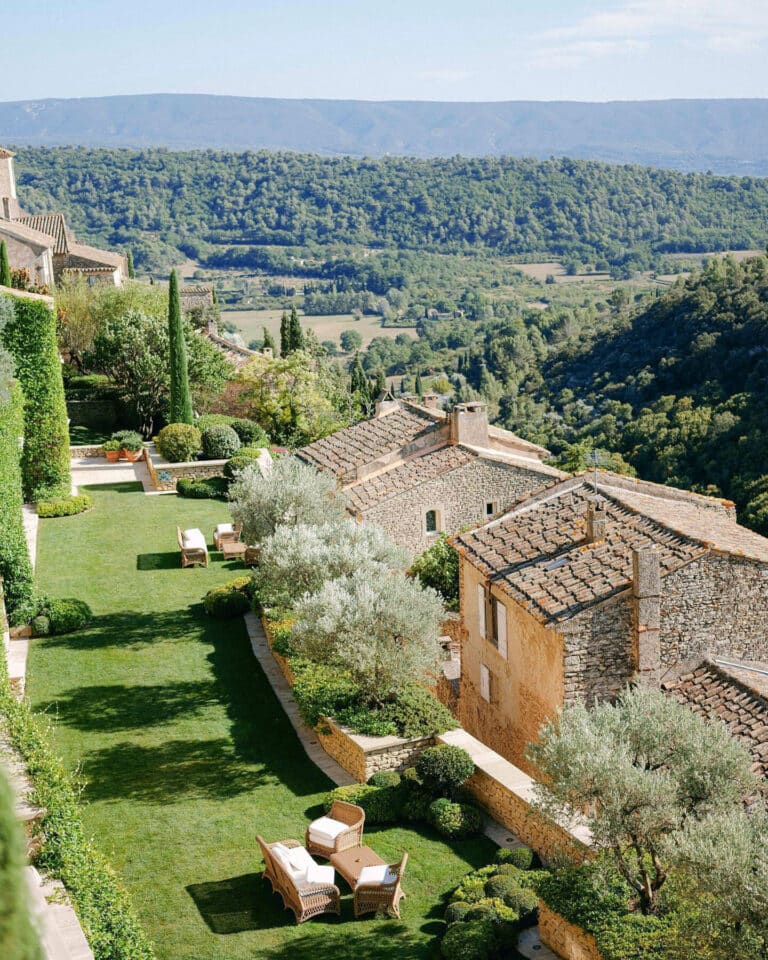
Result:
[4, 0, 768, 102]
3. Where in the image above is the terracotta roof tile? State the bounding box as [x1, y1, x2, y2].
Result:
[346, 445, 478, 512]
[298, 406, 440, 478]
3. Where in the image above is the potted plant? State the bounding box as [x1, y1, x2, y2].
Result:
[102, 439, 121, 463]
[116, 430, 145, 462]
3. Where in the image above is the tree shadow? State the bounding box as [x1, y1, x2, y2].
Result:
[136, 551, 181, 571]
[36, 680, 219, 732]
[254, 923, 423, 960]
[36, 608, 212, 651]
[81, 737, 270, 803]
[79, 481, 143, 494]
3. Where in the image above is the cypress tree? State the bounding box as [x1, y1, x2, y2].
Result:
[0, 771, 43, 960]
[374, 369, 386, 397]
[167, 269, 193, 424]
[263, 326, 276, 352]
[289, 307, 304, 352]
[126, 250, 135, 279]
[0, 241, 11, 288]
[279, 312, 290, 357]
[415, 372, 424, 398]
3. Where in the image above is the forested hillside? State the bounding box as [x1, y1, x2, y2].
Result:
[13, 147, 768, 271]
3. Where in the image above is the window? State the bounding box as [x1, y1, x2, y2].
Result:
[477, 583, 486, 637]
[425, 509, 438, 533]
[485, 501, 497, 518]
[480, 664, 491, 702]
[492, 598, 508, 658]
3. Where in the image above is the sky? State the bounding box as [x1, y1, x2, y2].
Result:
[3, 0, 768, 103]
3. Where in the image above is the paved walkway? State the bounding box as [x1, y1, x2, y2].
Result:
[70, 456, 154, 494]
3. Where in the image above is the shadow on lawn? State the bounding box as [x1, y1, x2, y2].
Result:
[185, 873, 324, 934]
[136, 551, 180, 571]
[36, 608, 210, 651]
[36, 680, 220, 731]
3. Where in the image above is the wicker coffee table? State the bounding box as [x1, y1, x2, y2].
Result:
[329, 845, 386, 889]
[221, 541, 247, 561]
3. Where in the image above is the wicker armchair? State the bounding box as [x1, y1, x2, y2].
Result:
[256, 835, 340, 924]
[306, 800, 365, 858]
[177, 527, 208, 568]
[354, 853, 408, 919]
[213, 523, 242, 551]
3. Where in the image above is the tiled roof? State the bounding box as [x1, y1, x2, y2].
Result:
[0, 147, 15, 159]
[456, 480, 704, 622]
[346, 445, 478, 512]
[662, 661, 768, 778]
[65, 242, 125, 269]
[298, 406, 440, 477]
[16, 213, 69, 254]
[0, 218, 55, 251]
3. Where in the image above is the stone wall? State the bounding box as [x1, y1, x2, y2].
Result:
[361, 457, 552, 554]
[144, 447, 227, 492]
[316, 718, 368, 782]
[538, 903, 602, 960]
[69, 444, 104, 458]
[559, 593, 635, 705]
[660, 554, 768, 665]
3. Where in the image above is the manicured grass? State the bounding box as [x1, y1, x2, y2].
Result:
[28, 483, 494, 960]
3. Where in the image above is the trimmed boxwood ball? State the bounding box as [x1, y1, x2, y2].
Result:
[440, 919, 497, 960]
[444, 901, 472, 923]
[30, 615, 50, 637]
[201, 424, 241, 460]
[223, 450, 263, 480]
[503, 886, 538, 917]
[367, 769, 401, 788]
[231, 418, 269, 447]
[430, 798, 483, 839]
[450, 877, 487, 905]
[33, 598, 92, 636]
[465, 898, 518, 924]
[203, 580, 251, 619]
[495, 845, 535, 870]
[416, 744, 475, 797]
[484, 873, 521, 900]
[155, 423, 202, 462]
[323, 782, 403, 824]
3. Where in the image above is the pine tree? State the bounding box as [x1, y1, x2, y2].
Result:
[263, 326, 276, 352]
[167, 269, 193, 423]
[126, 250, 135, 279]
[0, 241, 11, 288]
[289, 307, 304, 352]
[415, 372, 424, 398]
[0, 771, 43, 960]
[279, 312, 290, 357]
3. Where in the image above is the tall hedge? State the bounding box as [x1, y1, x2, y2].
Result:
[167, 270, 192, 424]
[0, 383, 35, 624]
[0, 769, 43, 960]
[1, 295, 71, 501]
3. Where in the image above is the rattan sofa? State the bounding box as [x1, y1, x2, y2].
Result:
[256, 834, 341, 924]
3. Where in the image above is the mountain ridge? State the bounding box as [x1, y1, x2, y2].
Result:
[2, 94, 768, 174]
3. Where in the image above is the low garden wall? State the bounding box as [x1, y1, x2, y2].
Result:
[144, 446, 227, 492]
[69, 444, 104, 458]
[436, 729, 591, 864]
[538, 903, 603, 960]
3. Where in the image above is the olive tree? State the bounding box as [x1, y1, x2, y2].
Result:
[529, 686, 756, 915]
[228, 456, 346, 545]
[291, 570, 444, 702]
[255, 519, 407, 609]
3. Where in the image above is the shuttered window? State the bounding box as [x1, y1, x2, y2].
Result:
[477, 583, 486, 637]
[495, 599, 507, 658]
[480, 664, 491, 702]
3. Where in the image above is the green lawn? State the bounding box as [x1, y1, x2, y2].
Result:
[28, 483, 494, 960]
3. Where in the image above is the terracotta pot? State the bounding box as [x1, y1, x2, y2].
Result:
[121, 448, 143, 462]
[105, 450, 121, 462]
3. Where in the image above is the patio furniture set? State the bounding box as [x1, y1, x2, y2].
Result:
[177, 523, 260, 568]
[257, 800, 408, 924]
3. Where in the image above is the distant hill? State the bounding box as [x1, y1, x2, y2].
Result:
[2, 94, 768, 174]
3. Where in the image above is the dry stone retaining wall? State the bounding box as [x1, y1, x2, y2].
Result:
[144, 447, 227, 491]
[69, 444, 104, 458]
[538, 903, 603, 960]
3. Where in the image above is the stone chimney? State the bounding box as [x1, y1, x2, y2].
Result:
[449, 402, 489, 447]
[421, 392, 440, 410]
[261, 346, 274, 359]
[586, 496, 608, 542]
[374, 389, 400, 418]
[632, 547, 661, 685]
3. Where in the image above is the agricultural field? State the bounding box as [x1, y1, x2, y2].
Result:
[223, 310, 416, 351]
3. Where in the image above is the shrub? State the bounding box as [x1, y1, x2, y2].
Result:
[440, 920, 496, 960]
[36, 494, 92, 518]
[323, 783, 402, 824]
[409, 534, 460, 612]
[101, 438, 121, 452]
[196, 413, 236, 432]
[155, 423, 201, 462]
[231, 418, 269, 447]
[30, 615, 50, 637]
[401, 787, 433, 822]
[335, 706, 398, 737]
[445, 901, 472, 924]
[112, 429, 143, 452]
[450, 876, 488, 905]
[269, 622, 295, 657]
[379, 683, 458, 739]
[176, 477, 228, 499]
[416, 744, 475, 797]
[290, 661, 360, 727]
[203, 578, 253, 619]
[41, 598, 92, 635]
[495, 846, 535, 870]
[368, 770, 401, 788]
[0, 381, 35, 623]
[1, 295, 71, 500]
[465, 898, 518, 924]
[503, 886, 538, 919]
[201, 424, 241, 459]
[224, 452, 262, 480]
[430, 798, 483, 838]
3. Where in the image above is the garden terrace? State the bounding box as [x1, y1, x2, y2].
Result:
[28, 481, 495, 959]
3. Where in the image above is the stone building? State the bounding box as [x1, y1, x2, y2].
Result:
[180, 286, 257, 369]
[0, 147, 127, 287]
[298, 396, 563, 554]
[452, 471, 768, 774]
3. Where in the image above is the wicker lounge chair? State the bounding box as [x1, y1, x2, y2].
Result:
[213, 523, 242, 551]
[306, 800, 365, 858]
[256, 834, 341, 924]
[353, 852, 408, 919]
[177, 527, 208, 568]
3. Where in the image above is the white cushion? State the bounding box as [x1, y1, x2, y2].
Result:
[308, 816, 347, 843]
[216, 523, 233, 534]
[182, 529, 207, 550]
[286, 846, 315, 883]
[307, 863, 335, 886]
[357, 864, 398, 887]
[271, 844, 291, 868]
